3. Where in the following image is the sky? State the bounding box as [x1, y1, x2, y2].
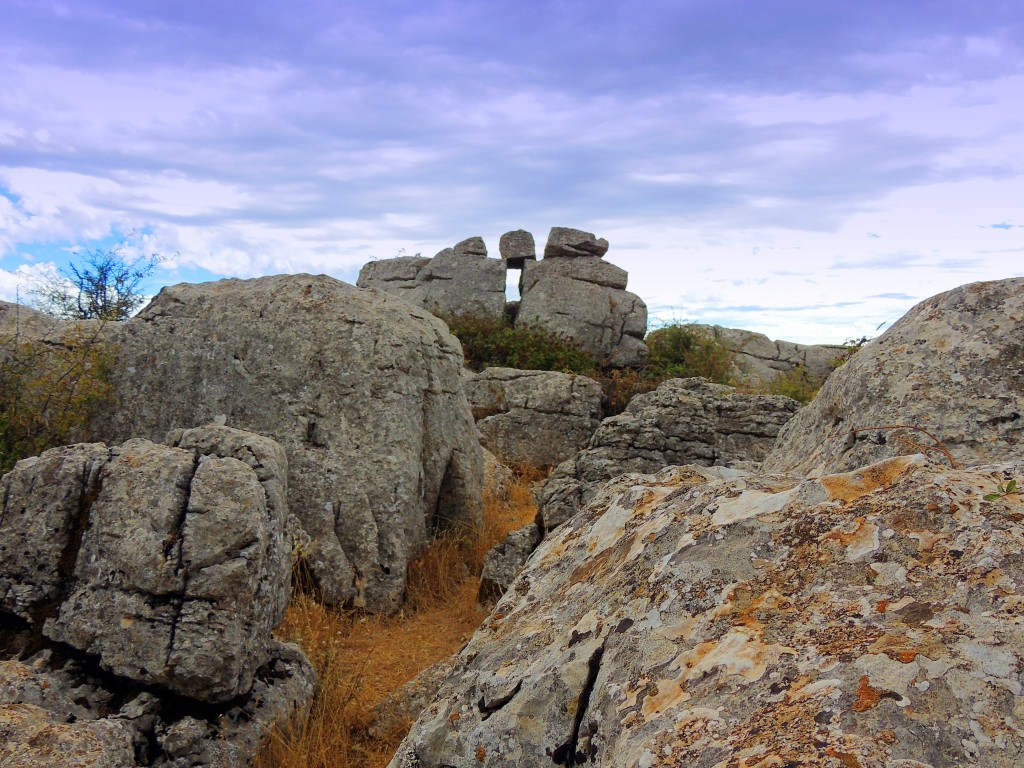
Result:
[1, 1, 1022, 344]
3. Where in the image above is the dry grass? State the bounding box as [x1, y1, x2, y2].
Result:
[257, 466, 539, 768]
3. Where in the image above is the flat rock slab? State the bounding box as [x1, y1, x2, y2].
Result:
[391, 455, 1024, 767]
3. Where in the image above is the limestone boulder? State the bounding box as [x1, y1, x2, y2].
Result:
[764, 277, 1024, 477]
[391, 455, 1024, 767]
[498, 229, 536, 269]
[1, 434, 290, 703]
[94, 275, 483, 611]
[690, 323, 847, 387]
[465, 367, 604, 469]
[537, 377, 800, 533]
[517, 259, 648, 367]
[543, 226, 609, 259]
[357, 242, 506, 318]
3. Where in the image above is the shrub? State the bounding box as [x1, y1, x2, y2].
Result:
[763, 366, 822, 405]
[0, 323, 117, 473]
[442, 313, 598, 374]
[644, 322, 735, 384]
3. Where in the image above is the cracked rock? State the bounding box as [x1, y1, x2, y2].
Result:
[536, 377, 800, 534]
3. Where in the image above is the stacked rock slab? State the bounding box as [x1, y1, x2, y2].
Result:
[537, 377, 801, 533]
[356, 237, 507, 318]
[390, 455, 1024, 767]
[763, 277, 1024, 477]
[0, 431, 314, 767]
[516, 227, 649, 367]
[93, 274, 483, 612]
[498, 229, 536, 270]
[689, 323, 848, 387]
[463, 367, 604, 469]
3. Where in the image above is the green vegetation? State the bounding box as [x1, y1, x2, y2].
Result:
[0, 323, 117, 474]
[985, 479, 1019, 502]
[762, 366, 822, 405]
[644, 323, 735, 384]
[442, 313, 599, 374]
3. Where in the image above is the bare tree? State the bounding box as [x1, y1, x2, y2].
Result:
[30, 242, 164, 321]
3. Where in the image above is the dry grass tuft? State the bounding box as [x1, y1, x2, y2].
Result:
[257, 466, 541, 768]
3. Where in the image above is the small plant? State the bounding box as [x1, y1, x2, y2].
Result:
[829, 335, 872, 369]
[985, 479, 1019, 502]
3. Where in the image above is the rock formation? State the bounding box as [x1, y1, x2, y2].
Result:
[357, 237, 506, 319]
[764, 277, 1024, 477]
[498, 229, 536, 270]
[390, 455, 1024, 767]
[537, 377, 801, 533]
[93, 274, 483, 612]
[690, 323, 847, 387]
[517, 227, 648, 367]
[464, 367, 604, 469]
[0, 432, 314, 767]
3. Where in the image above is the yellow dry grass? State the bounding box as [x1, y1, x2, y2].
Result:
[257, 466, 539, 768]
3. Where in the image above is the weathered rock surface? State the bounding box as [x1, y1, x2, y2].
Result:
[498, 229, 536, 269]
[391, 455, 1024, 767]
[691, 323, 847, 387]
[370, 657, 459, 741]
[0, 643, 314, 768]
[537, 377, 800, 533]
[1, 430, 314, 767]
[1, 434, 289, 703]
[764, 277, 1024, 478]
[0, 299, 68, 342]
[478, 523, 542, 603]
[357, 241, 506, 319]
[465, 367, 604, 469]
[517, 258, 648, 367]
[482, 447, 515, 504]
[94, 274, 483, 611]
[543, 226, 609, 259]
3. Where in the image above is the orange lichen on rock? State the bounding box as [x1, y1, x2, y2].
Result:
[820, 455, 921, 502]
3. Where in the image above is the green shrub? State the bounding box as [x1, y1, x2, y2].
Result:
[0, 324, 117, 473]
[442, 313, 599, 374]
[763, 366, 822, 405]
[644, 323, 735, 384]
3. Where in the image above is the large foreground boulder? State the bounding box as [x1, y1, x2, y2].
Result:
[94, 274, 483, 611]
[764, 277, 1024, 477]
[464, 367, 604, 469]
[0, 432, 313, 767]
[390, 454, 1024, 767]
[537, 378, 800, 533]
[1, 434, 290, 703]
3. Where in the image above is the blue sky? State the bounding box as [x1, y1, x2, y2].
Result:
[1, 0, 1022, 343]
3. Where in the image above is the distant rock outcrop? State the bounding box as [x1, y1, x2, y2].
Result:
[517, 227, 648, 367]
[0, 431, 314, 767]
[390, 455, 1024, 767]
[764, 277, 1024, 477]
[93, 274, 483, 612]
[357, 238, 506, 318]
[537, 377, 800, 533]
[691, 323, 847, 387]
[464, 367, 604, 469]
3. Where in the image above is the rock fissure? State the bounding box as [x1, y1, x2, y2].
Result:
[478, 679, 522, 720]
[553, 639, 606, 767]
[164, 451, 201, 669]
